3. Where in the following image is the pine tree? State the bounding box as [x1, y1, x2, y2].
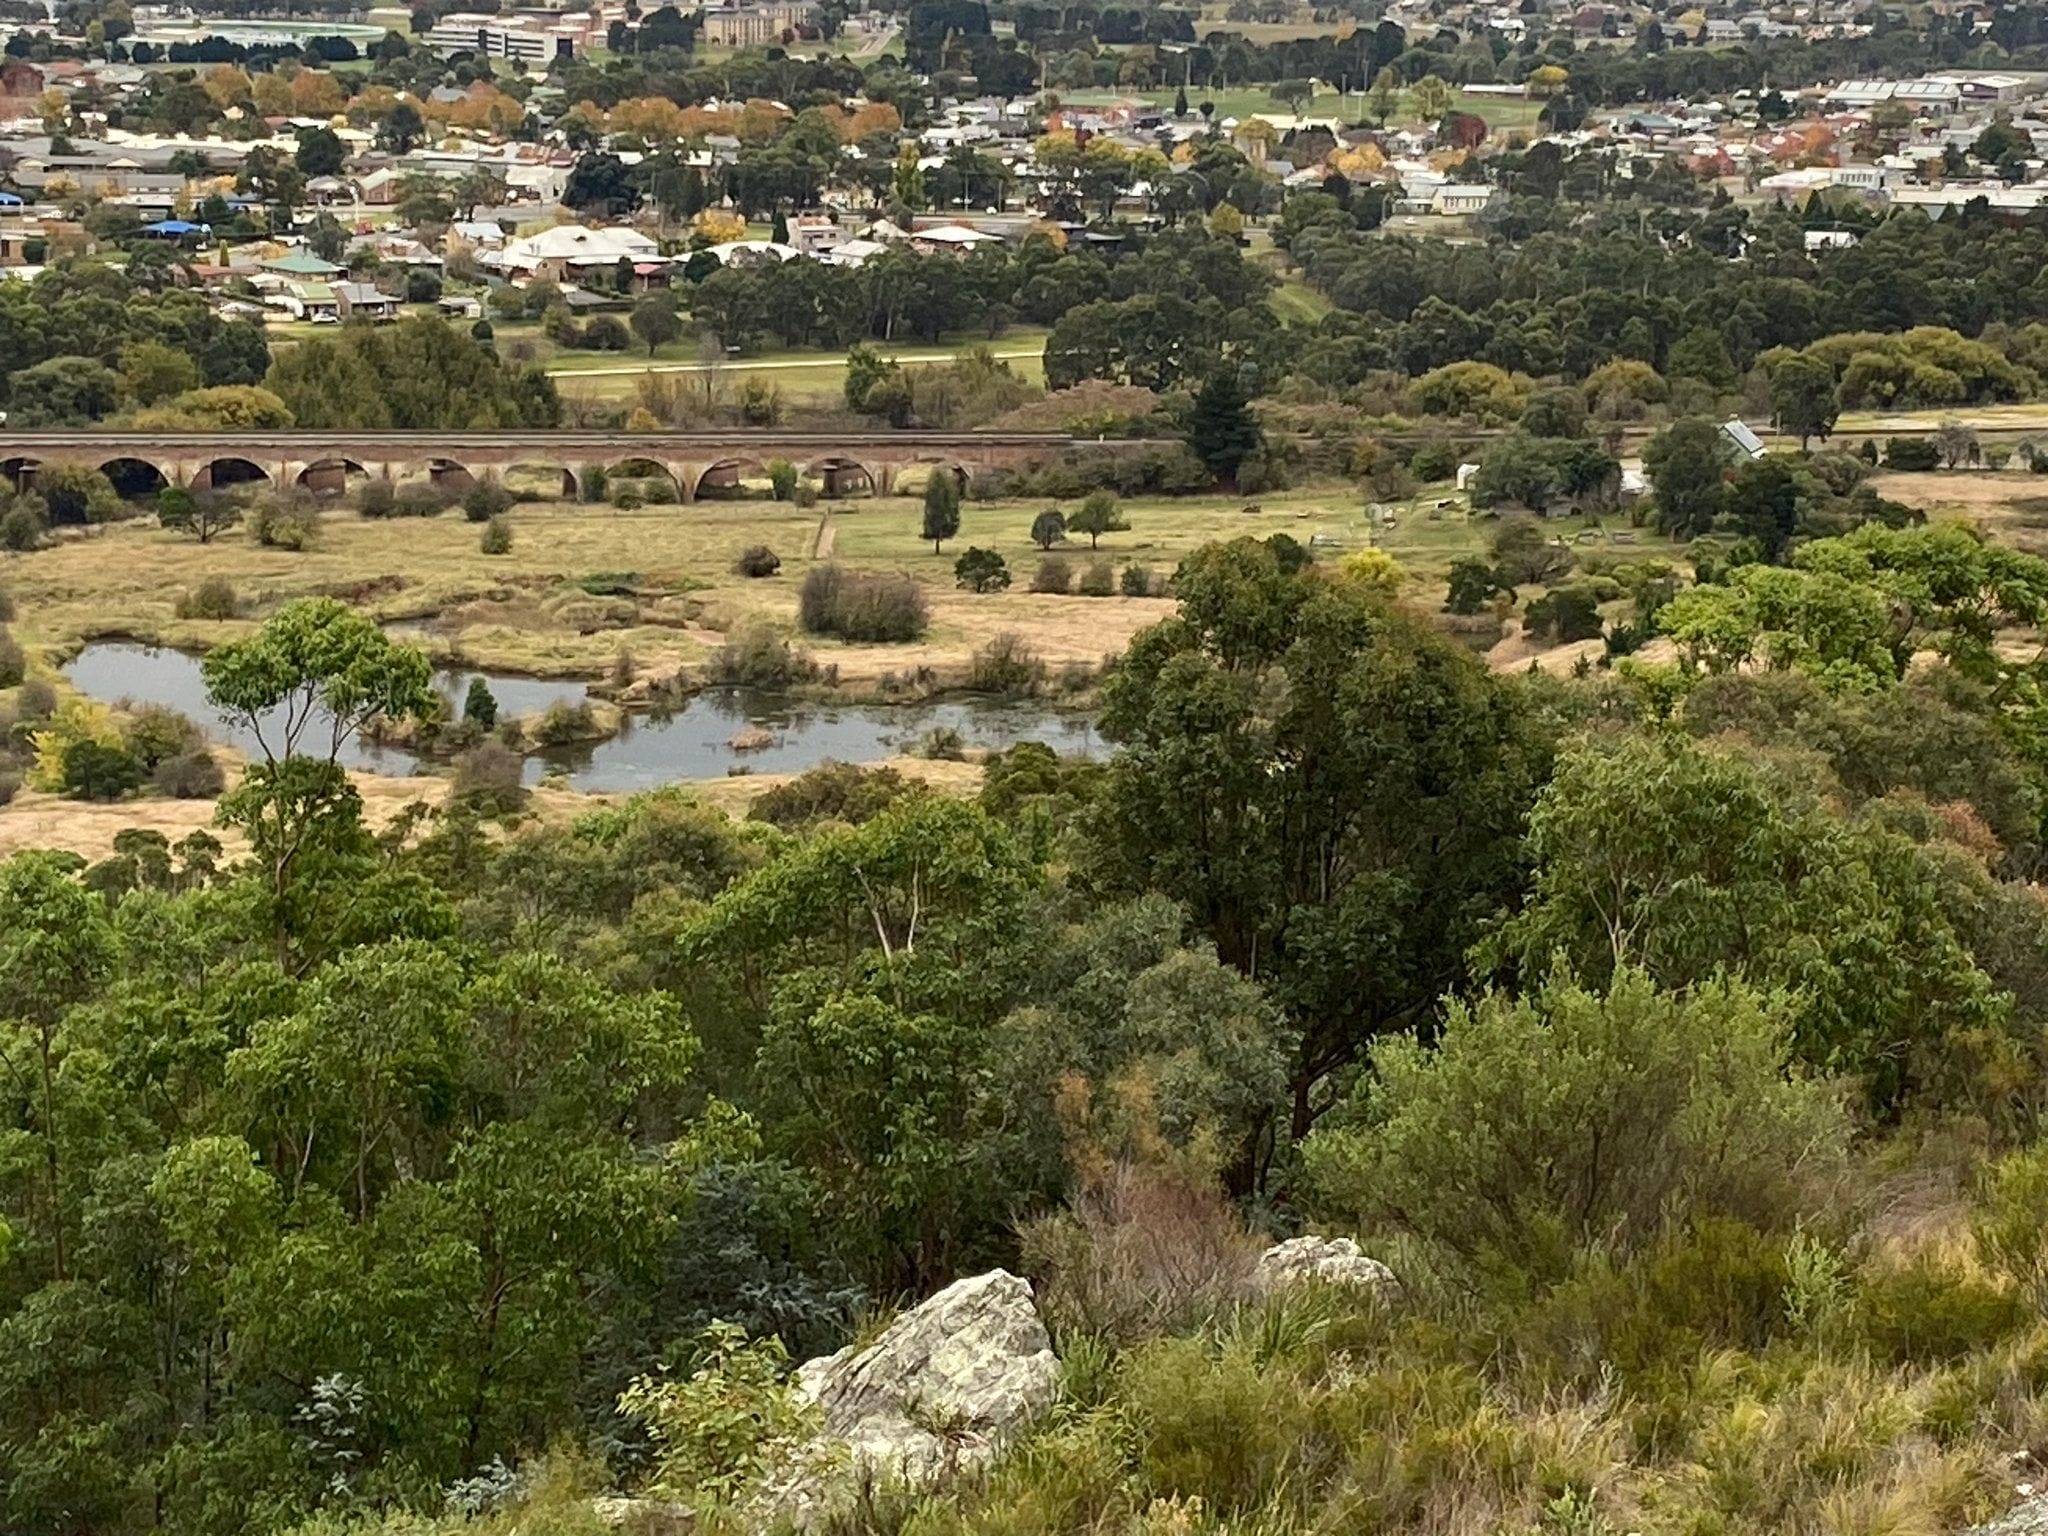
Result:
[1188, 369, 1263, 484]
[1174, 84, 1189, 116]
[771, 206, 790, 245]
[922, 472, 961, 553]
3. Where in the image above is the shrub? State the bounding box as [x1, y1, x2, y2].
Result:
[248, 501, 319, 550]
[1306, 968, 1849, 1281]
[1031, 508, 1067, 549]
[793, 484, 818, 508]
[1120, 564, 1155, 597]
[579, 464, 609, 503]
[174, 576, 239, 620]
[0, 589, 12, 623]
[748, 761, 923, 828]
[612, 489, 643, 511]
[153, 748, 225, 799]
[1854, 1257, 2029, 1364]
[1881, 436, 1941, 472]
[797, 565, 929, 642]
[709, 623, 816, 688]
[734, 545, 782, 578]
[1078, 559, 1116, 597]
[451, 740, 526, 814]
[0, 628, 22, 688]
[767, 459, 798, 501]
[479, 514, 512, 555]
[122, 704, 202, 769]
[394, 487, 447, 518]
[1522, 584, 1605, 643]
[36, 462, 121, 526]
[955, 546, 1010, 593]
[0, 500, 48, 552]
[463, 679, 498, 728]
[463, 480, 515, 523]
[356, 480, 396, 518]
[61, 738, 142, 800]
[1031, 555, 1073, 594]
[1021, 1162, 1261, 1345]
[968, 631, 1044, 696]
[916, 725, 966, 760]
[616, 1323, 815, 1512]
[534, 701, 600, 746]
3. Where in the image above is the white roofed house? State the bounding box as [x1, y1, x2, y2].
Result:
[491, 224, 660, 284]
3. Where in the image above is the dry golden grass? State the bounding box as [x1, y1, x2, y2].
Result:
[0, 485, 1508, 688]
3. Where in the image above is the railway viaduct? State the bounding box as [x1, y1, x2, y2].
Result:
[0, 431, 1152, 502]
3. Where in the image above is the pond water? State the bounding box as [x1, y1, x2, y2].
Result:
[63, 643, 1104, 794]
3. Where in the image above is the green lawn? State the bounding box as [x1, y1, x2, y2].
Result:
[1269, 277, 1332, 326]
[547, 328, 1051, 404]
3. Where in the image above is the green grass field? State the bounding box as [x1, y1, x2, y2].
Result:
[546, 328, 1051, 405]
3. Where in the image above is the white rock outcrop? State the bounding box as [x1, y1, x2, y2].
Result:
[1253, 1235, 1398, 1296]
[795, 1268, 1059, 1481]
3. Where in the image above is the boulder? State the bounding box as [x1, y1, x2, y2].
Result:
[1972, 1490, 2048, 1536]
[795, 1269, 1058, 1482]
[1253, 1235, 1397, 1296]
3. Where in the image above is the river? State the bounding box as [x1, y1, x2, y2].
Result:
[62, 642, 1104, 793]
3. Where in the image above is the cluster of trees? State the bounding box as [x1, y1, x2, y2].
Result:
[0, 262, 269, 422]
[1275, 199, 2048, 397]
[12, 526, 2048, 1530]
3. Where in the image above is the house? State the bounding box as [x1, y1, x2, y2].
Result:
[1430, 183, 1498, 216]
[789, 214, 847, 257]
[333, 282, 400, 321]
[0, 221, 40, 266]
[270, 281, 339, 321]
[492, 223, 659, 282]
[1721, 419, 1767, 459]
[261, 251, 345, 279]
[0, 60, 44, 101]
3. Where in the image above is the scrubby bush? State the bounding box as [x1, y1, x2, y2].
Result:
[357, 480, 395, 517]
[1882, 436, 1941, 471]
[748, 761, 924, 828]
[797, 565, 929, 642]
[1522, 584, 1605, 643]
[1307, 968, 1848, 1281]
[534, 701, 600, 746]
[175, 576, 240, 620]
[153, 748, 225, 799]
[480, 515, 512, 555]
[968, 631, 1044, 696]
[1078, 559, 1116, 597]
[61, 738, 142, 800]
[122, 705, 202, 769]
[249, 499, 319, 550]
[1031, 555, 1073, 594]
[579, 464, 609, 503]
[767, 459, 797, 501]
[734, 545, 782, 578]
[0, 498, 49, 552]
[955, 546, 1010, 593]
[1120, 565, 1155, 597]
[709, 623, 817, 687]
[36, 462, 122, 525]
[451, 740, 526, 814]
[0, 629, 22, 688]
[463, 480, 515, 523]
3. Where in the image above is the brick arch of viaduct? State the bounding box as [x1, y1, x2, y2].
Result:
[0, 434, 1145, 502]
